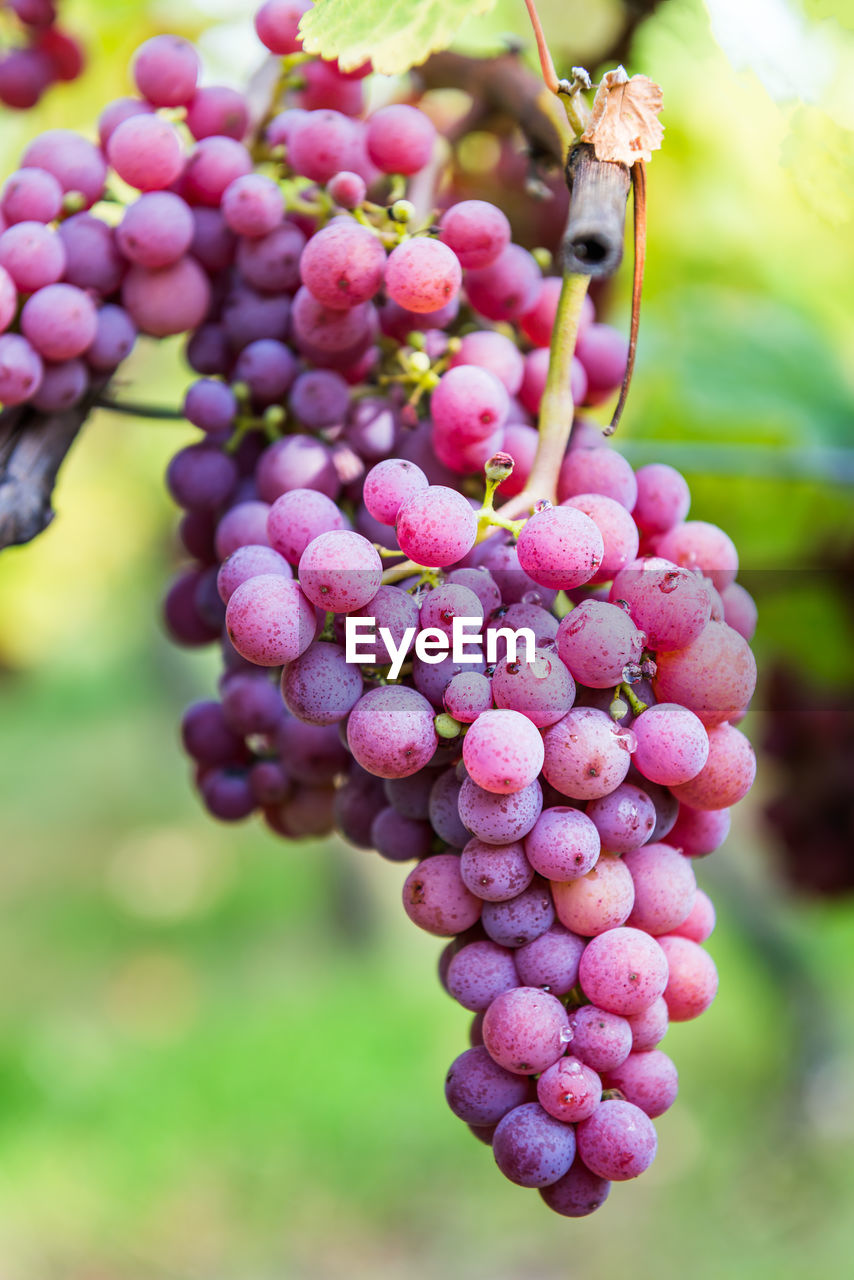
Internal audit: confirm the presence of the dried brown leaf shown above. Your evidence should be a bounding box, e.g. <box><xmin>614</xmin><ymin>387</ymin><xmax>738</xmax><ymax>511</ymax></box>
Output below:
<box><xmin>581</xmin><ymin>67</ymin><xmax>664</xmax><ymax>167</ymax></box>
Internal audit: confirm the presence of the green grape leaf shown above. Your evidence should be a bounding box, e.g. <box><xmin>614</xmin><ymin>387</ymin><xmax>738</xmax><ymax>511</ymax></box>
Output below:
<box><xmin>299</xmin><ymin>0</ymin><xmax>499</xmax><ymax>75</ymax></box>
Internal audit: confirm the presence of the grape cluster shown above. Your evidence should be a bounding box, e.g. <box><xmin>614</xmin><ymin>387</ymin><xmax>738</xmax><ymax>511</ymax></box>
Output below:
<box><xmin>0</xmin><ymin>0</ymin><xmax>83</xmax><ymax>110</ymax></box>
<box><xmin>1</xmin><ymin>0</ymin><xmax>760</xmax><ymax>1216</ymax></box>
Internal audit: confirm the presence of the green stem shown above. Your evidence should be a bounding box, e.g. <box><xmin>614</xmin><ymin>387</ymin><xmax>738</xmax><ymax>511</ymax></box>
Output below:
<box><xmin>498</xmin><ymin>270</ymin><xmax>591</xmax><ymax>519</ymax></box>
<box><xmin>620</xmin><ymin>682</ymin><xmax>649</xmax><ymax>717</ymax></box>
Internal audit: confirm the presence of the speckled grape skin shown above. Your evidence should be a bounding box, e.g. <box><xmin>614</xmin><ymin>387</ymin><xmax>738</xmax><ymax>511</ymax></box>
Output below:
<box><xmin>514</xmin><ymin>924</ymin><xmax>585</xmax><ymax>995</ymax></box>
<box><xmin>576</xmin><ymin>1099</ymin><xmax>658</xmax><ymax>1181</ymax></box>
<box><xmin>346</xmin><ymin>685</ymin><xmax>438</xmax><ymax>779</ymax></box>
<box><xmin>624</xmin><ymin>842</ymin><xmax>697</xmax><ymax>935</ymax></box>
<box><xmin>539</xmin><ymin>1157</ymin><xmax>611</xmax><ymax>1217</ymax></box>
<box><xmin>654</xmin><ymin>621</ymin><xmax>757</xmax><ymax>727</ymax></box>
<box><xmin>657</xmin><ymin>934</ymin><xmax>719</xmax><ymax>1020</ymax></box>
<box><xmin>266</xmin><ymin>487</ymin><xmax>349</xmax><ymax>565</ymax></box>
<box><xmin>396</xmin><ymin>485</ymin><xmax>479</xmax><ymax>567</ymax></box>
<box><xmin>557</xmin><ymin>445</ymin><xmax>638</xmax><ymax>510</ymax></box>
<box><xmin>671</xmin><ymin>888</ymin><xmax>716</xmax><ymax>943</ymax></box>
<box><xmin>552</xmin><ymin>854</ymin><xmax>634</xmax><ymax>937</ymax></box>
<box><xmin>481</xmin><ymin>875</ymin><xmax>555</xmax><ymax>948</ymax></box>
<box><xmin>413</xmin><ymin>651</ymin><xmax>488</xmax><ymax>709</ymax></box>
<box><xmin>281</xmin><ymin>641</ymin><xmax>363</xmax><ymax>725</ymax></box>
<box><xmin>402</xmin><ymin>854</ymin><xmax>482</xmax><ymax>936</ymax></box>
<box><xmin>563</xmin><ymin>493</ymin><xmax>640</xmax><ymax>583</ymax></box>
<box><xmin>632</xmin><ymin>463</ymin><xmax>691</xmax><ymax>536</ymax></box>
<box><xmin>385</xmin><ymin>236</ymin><xmax>462</xmax><ymax>313</ymax></box>
<box><xmin>363</xmin><ymin>458</ymin><xmax>428</xmax><ymax>526</ymax></box>
<box><xmin>431</xmin><ymin>364</ymin><xmax>510</xmax><ymax>443</ymax></box>
<box><xmin>444</xmin><ymin>1045</ymin><xmax>532</xmax><ymax>1126</ymax></box>
<box><xmin>586</xmin><ymin>783</ymin><xmax>657</xmax><ymax>854</ymax></box>
<box><xmin>347</xmin><ymin>584</ymin><xmax>420</xmax><ymax>666</ymax></box>
<box><xmin>524</xmin><ymin>806</ymin><xmax>601</xmax><ymax>881</ymax></box>
<box><xmin>498</xmin><ymin>602</ymin><xmax>560</xmax><ymax>647</ymax></box>
<box><xmin>217</xmin><ymin>544</ymin><xmax>292</xmax><ymax>603</ymax></box>
<box><xmin>298</xmin><ymin>529</ymin><xmax>382</xmax><ymax>613</ymax></box>
<box><xmin>444</xmin><ymin>672</ymin><xmax>493</xmax><ymax>722</ymax></box>
<box><xmin>556</xmin><ymin>600</ymin><xmax>644</xmax><ymax>688</ymax></box>
<box><xmin>655</xmin><ymin>519</ymin><xmax>738</xmax><ymax>591</ymax></box>
<box><xmin>632</xmin><ymin>703</ymin><xmax>710</xmax><ymax>787</ymax></box>
<box><xmin>429</xmin><ymin>768</ymin><xmax>472</xmax><ymax>848</ymax></box>
<box><xmin>542</xmin><ymin>707</ymin><xmax>633</xmax><ymax>801</ymax></box>
<box><xmin>462</xmin><ymin>709</ymin><xmax>545</xmax><ymax>795</ymax></box>
<box><xmin>670</xmin><ymin>722</ymin><xmax>756</xmax><ymax>810</ymax></box>
<box><xmin>420</xmin><ymin>582</ymin><xmax>484</xmax><ymax>640</ymax></box>
<box><xmin>370</xmin><ymin>806</ymin><xmax>433</xmax><ymax>863</ymax></box>
<box><xmin>579</xmin><ymin>927</ymin><xmax>669</xmax><ymax>1016</ymax></box>
<box><xmin>491</xmin><ymin>646</ymin><xmax>576</xmax><ymax>727</ymax></box>
<box><xmin>460</xmin><ymin>837</ymin><xmax>534</xmax><ymax>902</ymax></box>
<box><xmin>493</xmin><ymin>1101</ymin><xmax>576</xmax><ymax>1188</ymax></box>
<box><xmin>604</xmin><ymin>1049</ymin><xmax>678</xmax><ymax>1118</ymax></box>
<box><xmin>483</xmin><ymin>987</ymin><xmax>571</xmax><ymax>1074</ymax></box>
<box><xmin>446</xmin><ymin>940</ymin><xmax>520</xmax><ymax>1011</ymax></box>
<box><xmin>626</xmin><ymin>996</ymin><xmax>669</xmax><ymax>1052</ymax></box>
<box><xmin>610</xmin><ymin>560</ymin><xmax>711</xmax><ymax>652</ymax></box>
<box><xmin>446</xmin><ymin>566</ymin><xmax>502</xmax><ymax>616</ymax></box>
<box><xmin>225</xmin><ymin>574</ymin><xmax>316</xmax><ymax>666</ymax></box>
<box><xmin>567</xmin><ymin>1005</ymin><xmax>633</xmax><ymax>1072</ymax></box>
<box><xmin>538</xmin><ymin>1055</ymin><xmax>602</xmax><ymax>1123</ymax></box>
<box><xmin>458</xmin><ymin>775</ymin><xmax>543</xmax><ymax>844</ymax></box>
<box><xmin>515</xmin><ymin>505</ymin><xmax>604</xmax><ymax>590</ymax></box>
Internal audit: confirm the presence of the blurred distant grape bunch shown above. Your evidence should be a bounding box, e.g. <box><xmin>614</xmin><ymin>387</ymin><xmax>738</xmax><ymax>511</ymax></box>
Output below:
<box><xmin>0</xmin><ymin>0</ymin><xmax>760</xmax><ymax>1220</ymax></box>
<box><xmin>0</xmin><ymin>0</ymin><xmax>84</xmax><ymax>109</ymax></box>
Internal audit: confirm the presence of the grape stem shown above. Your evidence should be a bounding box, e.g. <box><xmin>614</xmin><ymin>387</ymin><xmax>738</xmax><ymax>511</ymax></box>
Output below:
<box><xmin>620</xmin><ymin>682</ymin><xmax>649</xmax><ymax>717</ymax></box>
<box><xmin>498</xmin><ymin>270</ymin><xmax>591</xmax><ymax>521</ymax></box>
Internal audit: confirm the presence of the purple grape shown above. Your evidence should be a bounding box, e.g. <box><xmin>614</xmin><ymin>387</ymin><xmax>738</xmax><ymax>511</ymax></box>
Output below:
<box><xmin>428</xmin><ymin>769</ymin><xmax>470</xmax><ymax>848</ymax></box>
<box><xmin>217</xmin><ymin>544</ymin><xmax>292</xmax><ymax>604</ymax></box>
<box><xmin>58</xmin><ymin>213</ymin><xmax>125</xmax><ymax>295</ymax></box>
<box><xmin>117</xmin><ymin>191</ymin><xmax>195</xmax><ymax>268</ymax></box>
<box><xmin>1</xmin><ymin>166</ymin><xmax>63</xmax><ymax>225</ymax></box>
<box><xmin>181</xmin><ymin>699</ymin><xmax>245</xmax><ymax>766</ymax></box>
<box><xmin>186</xmin><ymin>85</ymin><xmax>249</xmax><ymax>141</ymax></box>
<box><xmin>586</xmin><ymin>783</ymin><xmax>657</xmax><ymax>854</ymax></box>
<box><xmin>524</xmin><ymin>806</ymin><xmax>600</xmax><ymax>881</ymax></box>
<box><xmin>439</xmin><ymin>199</ymin><xmax>510</xmax><ymax>269</ymax></box>
<box><xmin>31</xmin><ymin>357</ymin><xmax>87</xmax><ymax>411</ymax></box>
<box><xmin>462</xmin><ymin>709</ymin><xmax>544</xmax><ymax>796</ymax></box>
<box><xmin>514</xmin><ymin>924</ymin><xmax>585</xmax><ymax>996</ymax></box>
<box><xmin>576</xmin><ymin>1099</ymin><xmax>657</xmax><ymax>1180</ymax></box>
<box><xmin>632</xmin><ymin>463</ymin><xmax>691</xmax><ymax>536</ymax></box>
<box><xmin>383</xmin><ymin>771</ymin><xmax>434</xmax><ymax>821</ymax></box>
<box><xmin>255</xmin><ymin>0</ymin><xmax>312</xmax><ymax>54</ymax></box>
<box><xmin>465</xmin><ymin>243</ymin><xmax>541</xmax><ymax>322</ymax></box>
<box><xmin>579</xmin><ymin>927</ymin><xmax>669</xmax><ymax>1016</ymax></box>
<box><xmin>401</xmin><ymin>854</ymin><xmax>482</xmax><ymax>936</ymax></box>
<box><xmin>566</xmin><ymin>1005</ymin><xmax>633</xmax><ymax>1072</ymax></box>
<box><xmin>458</xmin><ymin>775</ymin><xmax>543</xmax><ymax>845</ymax></box>
<box><xmin>481</xmin><ymin>875</ymin><xmax>555</xmax><ymax>948</ymax></box>
<box><xmin>446</xmin><ymin>940</ymin><xmax>519</xmax><ymax>1011</ymax></box>
<box><xmin>166</xmin><ymin>443</ymin><xmax>237</xmax><ymax>511</ymax></box>
<box><xmin>21</xmin><ymin>283</ymin><xmax>97</xmax><ymax>361</ymax></box>
<box><xmin>558</xmin><ymin>445</ymin><xmax>638</xmax><ymax>510</ymax></box>
<box><xmin>538</xmin><ymin>1055</ymin><xmax>602</xmax><ymax>1123</ymax></box>
<box><xmin>256</xmin><ymin>434</ymin><xmax>339</xmax><ymax>503</ymax></box>
<box><xmin>370</xmin><ymin>806</ymin><xmax>433</xmax><ymax>863</ymax></box>
<box><xmin>289</xmin><ymin>369</ymin><xmax>350</xmax><ymax>428</ymax></box>
<box><xmin>444</xmin><ymin>1045</ymin><xmax>532</xmax><ymax>1126</ymax></box>
<box><xmin>347</xmin><ymin>685</ymin><xmax>438</xmax><ymax>779</ymax></box>
<box><xmin>122</xmin><ymin>257</ymin><xmax>211</xmax><ymax>338</ymax></box>
<box><xmin>0</xmin><ymin>221</ymin><xmax>65</xmax><ymax>292</ymax></box>
<box><xmin>516</xmin><ymin>505</ymin><xmax>604</xmax><ymax>591</ymax></box>
<box><xmin>281</xmin><ymin>641</ymin><xmax>363</xmax><ymax>725</ymax></box>
<box><xmin>365</xmin><ymin>103</ymin><xmax>436</xmax><ymax>174</ymax></box>
<box><xmin>604</xmin><ymin>1049</ymin><xmax>678</xmax><ymax>1118</ymax></box>
<box><xmin>669</xmin><ymin>721</ymin><xmax>756</xmax><ymax>810</ymax></box>
<box><xmin>221</xmin><ymin>672</ymin><xmax>283</xmax><ymax>735</ymax></box>
<box><xmin>86</xmin><ymin>305</ymin><xmax>137</xmax><ymax>372</ymax></box>
<box><xmin>215</xmin><ymin>501</ymin><xmax>272</xmax><ymax>558</ymax></box>
<box><xmin>539</xmin><ymin>1156</ymin><xmax>611</xmax><ymax>1217</ymax></box>
<box><xmin>493</xmin><ymin>1102</ymin><xmax>576</xmax><ymax>1188</ymax></box>
<box><xmin>23</xmin><ymin>130</ymin><xmax>106</xmax><ymax>208</ymax></box>
<box><xmin>0</xmin><ymin>332</ymin><xmax>44</xmax><ymax>404</ymax></box>
<box><xmin>133</xmin><ymin>34</ymin><xmax>199</xmax><ymax>107</ymax></box>
<box><xmin>200</xmin><ymin>767</ymin><xmax>256</xmax><ymax>821</ymax></box>
<box><xmin>396</xmin><ymin>485</ymin><xmax>478</xmax><ymax>568</ymax></box>
<box><xmin>625</xmin><ymin>996</ymin><xmax>669</xmax><ymax>1052</ymax></box>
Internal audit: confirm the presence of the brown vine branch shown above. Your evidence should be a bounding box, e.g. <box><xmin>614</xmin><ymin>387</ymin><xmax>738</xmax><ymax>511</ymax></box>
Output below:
<box><xmin>605</xmin><ymin>158</ymin><xmax>647</xmax><ymax>435</ymax></box>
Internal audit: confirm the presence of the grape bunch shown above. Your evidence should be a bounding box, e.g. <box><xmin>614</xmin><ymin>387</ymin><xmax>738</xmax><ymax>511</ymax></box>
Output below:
<box><xmin>0</xmin><ymin>0</ymin><xmax>83</xmax><ymax>110</ymax></box>
<box><xmin>0</xmin><ymin>0</ymin><xmax>760</xmax><ymax>1218</ymax></box>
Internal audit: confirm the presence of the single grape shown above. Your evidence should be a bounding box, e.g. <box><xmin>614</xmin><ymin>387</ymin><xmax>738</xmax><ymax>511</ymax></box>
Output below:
<box><xmin>385</xmin><ymin>237</ymin><xmax>462</xmax><ymax>314</ymax></box>
<box><xmin>579</xmin><ymin>927</ymin><xmax>669</xmax><ymax>1016</ymax></box>
<box><xmin>462</xmin><ymin>709</ymin><xmax>544</xmax><ymax>795</ymax></box>
<box><xmin>552</xmin><ymin>854</ymin><xmax>635</xmax><ymax>937</ymax></box>
<box><xmin>492</xmin><ymin>1102</ymin><xmax>576</xmax><ymax>1188</ymax></box>
<box><xmin>21</xmin><ymin>282</ymin><xmax>97</xmax><ymax>361</ymax></box>
<box><xmin>657</xmin><ymin>934</ymin><xmax>719</xmax><ymax>1021</ymax></box>
<box><xmin>542</xmin><ymin>707</ymin><xmax>632</xmax><ymax>801</ymax></box>
<box><xmin>216</xmin><ymin>544</ymin><xmax>292</xmax><ymax>604</ymax></box>
<box><xmin>186</xmin><ymin>85</ymin><xmax>249</xmax><ymax>141</ymax></box>
<box><xmin>481</xmin><ymin>875</ymin><xmax>555</xmax><ymax>948</ymax></box>
<box><xmin>107</xmin><ymin>114</ymin><xmax>184</xmax><ymax>191</ymax></box>
<box><xmin>446</xmin><ymin>940</ymin><xmax>519</xmax><ymax>1012</ymax></box>
<box><xmin>482</xmin><ymin>986</ymin><xmax>570</xmax><ymax>1075</ymax></box>
<box><xmin>556</xmin><ymin>599</ymin><xmax>644</xmax><ymax>689</ymax></box>
<box><xmin>539</xmin><ymin>1156</ymin><xmax>611</xmax><ymax>1217</ymax></box>
<box><xmin>347</xmin><ymin>685</ymin><xmax>438</xmax><ymax>779</ymax></box>
<box><xmin>402</xmin><ymin>853</ymin><xmax>482</xmax><ymax>936</ymax></box>
<box><xmin>396</xmin><ymin>485</ymin><xmax>478</xmax><ymax>568</ymax></box>
<box><xmin>668</xmin><ymin>803</ymin><xmax>731</xmax><ymax>857</ymax></box>
<box><xmin>516</xmin><ymin>506</ymin><xmax>604</xmax><ymax>591</ymax></box>
<box><xmin>225</xmin><ymin>574</ymin><xmax>316</xmax><ymax>665</ymax></box>
<box><xmin>632</xmin><ymin>463</ymin><xmax>691</xmax><ymax>536</ymax></box>
<box><xmin>465</xmin><ymin>243</ymin><xmax>541</xmax><ymax>322</ymax></box>
<box><xmin>632</xmin><ymin>703</ymin><xmax>710</xmax><ymax>787</ymax></box>
<box><xmin>575</xmin><ymin>1098</ymin><xmax>657</xmax><ymax>1180</ymax></box>
<box><xmin>567</xmin><ymin>1005</ymin><xmax>633</xmax><ymax>1072</ymax></box>
<box><xmin>558</xmin><ymin>446</ymin><xmax>638</xmax><ymax>511</ymax></box>
<box><xmin>282</xmin><ymin>641</ymin><xmax>363</xmax><ymax>725</ymax></box>
<box><xmin>623</xmin><ymin>841</ymin><xmax>697</xmax><ymax>935</ymax></box>
<box><xmin>458</xmin><ymin>776</ymin><xmax>544</xmax><ymax>845</ymax></box>
<box><xmin>653</xmin><ymin>621</ymin><xmax>757</xmax><ymax>727</ymax></box>
<box><xmin>444</xmin><ymin>1045</ymin><xmax>532</xmax><ymax>1126</ymax></box>
<box><xmin>538</xmin><ymin>1055</ymin><xmax>602</xmax><ymax>1123</ymax></box>
<box><xmin>221</xmin><ymin>173</ymin><xmax>284</xmax><ymax>238</ymax></box>
<box><xmin>514</xmin><ymin>924</ymin><xmax>585</xmax><ymax>996</ymax></box>
<box><xmin>133</xmin><ymin>34</ymin><xmax>200</xmax><ymax>107</ymax></box>
<box><xmin>625</xmin><ymin>996</ymin><xmax>669</xmax><ymax>1052</ymax></box>
<box><xmin>300</xmin><ymin>219</ymin><xmax>386</xmax><ymax>309</ymax></box>
<box><xmin>459</xmin><ymin>837</ymin><xmax>534</xmax><ymax>903</ymax></box>
<box><xmin>524</xmin><ymin>807</ymin><xmax>600</xmax><ymax>881</ymax></box>
<box><xmin>365</xmin><ymin>104</ymin><xmax>436</xmax><ymax>175</ymax></box>
<box><xmin>122</xmin><ymin>257</ymin><xmax>211</xmax><ymax>337</ymax></box>
<box><xmin>370</xmin><ymin>805</ymin><xmax>433</xmax><ymax>863</ymax></box>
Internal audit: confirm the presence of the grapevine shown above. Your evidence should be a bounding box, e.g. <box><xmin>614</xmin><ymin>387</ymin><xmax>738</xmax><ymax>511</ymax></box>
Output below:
<box><xmin>0</xmin><ymin>0</ymin><xmax>759</xmax><ymax>1219</ymax></box>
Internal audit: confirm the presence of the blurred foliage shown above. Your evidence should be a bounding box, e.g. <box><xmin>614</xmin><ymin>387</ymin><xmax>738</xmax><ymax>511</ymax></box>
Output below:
<box><xmin>0</xmin><ymin>0</ymin><xmax>852</xmax><ymax>1276</ymax></box>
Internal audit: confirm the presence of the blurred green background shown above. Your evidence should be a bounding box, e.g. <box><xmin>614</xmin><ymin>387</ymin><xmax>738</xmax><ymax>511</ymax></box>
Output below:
<box><xmin>1</xmin><ymin>0</ymin><xmax>853</xmax><ymax>1276</ymax></box>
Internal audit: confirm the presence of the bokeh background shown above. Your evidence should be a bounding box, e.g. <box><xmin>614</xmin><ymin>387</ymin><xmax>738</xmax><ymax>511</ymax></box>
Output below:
<box><xmin>1</xmin><ymin>0</ymin><xmax>853</xmax><ymax>1276</ymax></box>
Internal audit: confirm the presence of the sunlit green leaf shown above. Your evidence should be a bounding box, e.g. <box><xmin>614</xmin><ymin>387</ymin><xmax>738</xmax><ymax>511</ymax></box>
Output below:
<box><xmin>299</xmin><ymin>0</ymin><xmax>499</xmax><ymax>74</ymax></box>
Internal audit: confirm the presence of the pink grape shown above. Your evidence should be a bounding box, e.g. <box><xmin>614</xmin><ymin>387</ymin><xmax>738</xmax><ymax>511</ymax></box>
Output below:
<box><xmin>444</xmin><ymin>1045</ymin><xmax>532</xmax><ymax>1127</ymax></box>
<box><xmin>439</xmin><ymin>200</ymin><xmax>510</xmax><ymax>269</ymax></box>
<box><xmin>552</xmin><ymin>854</ymin><xmax>635</xmax><ymax>937</ymax></box>
<box><xmin>236</xmin><ymin>222</ymin><xmax>305</xmax><ymax>293</ymax></box>
<box><xmin>578</xmin><ymin>926</ymin><xmax>669</xmax><ymax>1015</ymax></box>
<box><xmin>107</xmin><ymin>115</ymin><xmax>184</xmax><ymax>191</ymax></box>
<box><xmin>186</xmin><ymin>86</ymin><xmax>249</xmax><ymax>141</ymax></box>
<box><xmin>300</xmin><ymin>219</ymin><xmax>386</xmax><ymax>308</ymax></box>
<box><xmin>516</xmin><ymin>505</ymin><xmax>604</xmax><ymax>591</ymax></box>
<box><xmin>221</xmin><ymin>173</ymin><xmax>284</xmax><ymax>238</ymax></box>
<box><xmin>632</xmin><ymin>703</ymin><xmax>710</xmax><ymax>787</ymax></box>
<box><xmin>519</xmin><ymin>346</ymin><xmax>588</xmax><ymax>416</ymax></box>
<box><xmin>216</xmin><ymin>544</ymin><xmax>292</xmax><ymax>604</ymax></box>
<box><xmin>21</xmin><ymin>283</ymin><xmax>97</xmax><ymax>360</ymax></box>
<box><xmin>215</xmin><ymin>501</ymin><xmax>271</xmax><ymax>558</ymax></box>
<box><xmin>521</xmin><ymin>280</ymin><xmax>594</xmax><ymax>349</ymax></box>
<box><xmin>537</xmin><ymin>1055</ymin><xmax>602</xmax><ymax>1123</ymax></box>
<box><xmin>610</xmin><ymin>559</ymin><xmax>712</xmax><ymax>652</ymax></box>
<box><xmin>183</xmin><ymin>136</ymin><xmax>253</xmax><ymax>206</ymax></box>
<box><xmin>133</xmin><ymin>34</ymin><xmax>199</xmax><ymax>107</ymax></box>
<box><xmin>287</xmin><ymin>110</ymin><xmax>360</xmax><ymax>184</ymax></box>
<box><xmin>669</xmin><ymin>722</ymin><xmax>756</xmax><ymax>810</ymax></box>
<box><xmin>267</xmin><ymin>488</ymin><xmax>348</xmax><ymax>564</ymax></box>
<box><xmin>1</xmin><ymin>166</ymin><xmax>63</xmax><ymax>225</ymax></box>
<box><xmin>654</xmin><ymin>621</ymin><xmax>757</xmax><ymax>727</ymax></box>
<box><xmin>465</xmin><ymin>243</ymin><xmax>541</xmax><ymax>322</ymax></box>
<box><xmin>459</xmin><ymin>837</ymin><xmax>534</xmax><ymax>903</ymax></box>
<box><xmin>604</xmin><ymin>1049</ymin><xmax>679</xmax><ymax>1118</ymax></box>
<box><xmin>668</xmin><ymin>803</ymin><xmax>731</xmax><ymax>857</ymax></box>
<box><xmin>365</xmin><ymin>103</ymin><xmax>436</xmax><ymax>174</ymax></box>
<box><xmin>444</xmin><ymin>672</ymin><xmax>493</xmax><ymax>723</ymax></box>
<box><xmin>0</xmin><ymin>266</ymin><xmax>18</xmax><ymax>333</ymax></box>
<box><xmin>22</xmin><ymin>130</ymin><xmax>106</xmax><ymax>208</ymax></box>
<box><xmin>586</xmin><ymin>783</ymin><xmax>657</xmax><ymax>854</ymax></box>
<box><xmin>431</xmin><ymin>364</ymin><xmax>510</xmax><ymax>443</ymax></box>
<box><xmin>446</xmin><ymin>940</ymin><xmax>519</xmax><ymax>1012</ymax></box>
<box><xmin>558</xmin><ymin>446</ymin><xmax>638</xmax><ymax>511</ymax></box>
<box><xmin>255</xmin><ymin>0</ymin><xmax>311</xmax><ymax>53</ymax></box>
<box><xmin>625</xmin><ymin>996</ymin><xmax>669</xmax><ymax>1052</ymax></box>
<box><xmin>655</xmin><ymin>520</ymin><xmax>739</xmax><ymax>591</ymax></box>
<box><xmin>257</xmin><ymin>434</ymin><xmax>338</xmax><ymax>503</ymax></box>
<box><xmin>566</xmin><ymin>1005</ymin><xmax>633</xmax><ymax>1072</ymax></box>
<box><xmin>282</xmin><ymin>641</ymin><xmax>363</xmax><ymax>725</ymax></box>
<box><xmin>298</xmin><ymin>529</ymin><xmax>382</xmax><ymax>612</ymax></box>
<box><xmin>624</xmin><ymin>841</ymin><xmax>697</xmax><ymax>935</ymax></box>
<box><xmin>458</xmin><ymin>776</ymin><xmax>543</xmax><ymax>845</ymax></box>
<box><xmin>492</xmin><ymin>1102</ymin><xmax>576</xmax><ymax>1188</ymax></box>
<box><xmin>539</xmin><ymin>1157</ymin><xmax>611</xmax><ymax>1217</ymax></box>
<box><xmin>347</xmin><ymin>685</ymin><xmax>438</xmax><ymax>779</ymax></box>
<box><xmin>482</xmin><ymin>986</ymin><xmax>570</xmax><ymax>1075</ymax></box>
<box><xmin>420</xmin><ymin>582</ymin><xmax>484</xmax><ymax>638</ymax></box>
<box><xmin>396</xmin><ymin>485</ymin><xmax>478</xmax><ymax>567</ymax></box>
<box><xmin>491</xmin><ymin>648</ymin><xmax>575</xmax><ymax>729</ymax></box>
<box><xmin>524</xmin><ymin>807</ymin><xmax>600</xmax><ymax>881</ymax></box>
<box><xmin>385</xmin><ymin>237</ymin><xmax>461</xmax><ymax>314</ymax></box>
<box><xmin>0</xmin><ymin>221</ymin><xmax>65</xmax><ymax>291</ymax></box>
<box><xmin>542</xmin><ymin>707</ymin><xmax>632</xmax><ymax>801</ymax></box>
<box><xmin>122</xmin><ymin>256</ymin><xmax>211</xmax><ymax>337</ymax></box>
<box><xmin>576</xmin><ymin>1099</ymin><xmax>657</xmax><ymax>1180</ymax></box>
<box><xmin>462</xmin><ymin>709</ymin><xmax>545</xmax><ymax>795</ymax></box>
<box><xmin>632</xmin><ymin>463</ymin><xmax>691</xmax><ymax>535</ymax></box>
<box><xmin>556</xmin><ymin>599</ymin><xmax>644</xmax><ymax>688</ymax></box>
<box><xmin>117</xmin><ymin>191</ymin><xmax>194</xmax><ymax>268</ymax></box>
<box><xmin>402</xmin><ymin>853</ymin><xmax>482</xmax><ymax>936</ymax></box>
<box><xmin>563</xmin><ymin>492</ymin><xmax>639</xmax><ymax>583</ymax></box>
<box><xmin>225</xmin><ymin>574</ymin><xmax>315</xmax><ymax>666</ymax></box>
<box><xmin>657</xmin><ymin>934</ymin><xmax>719</xmax><ymax>1021</ymax></box>
<box><xmin>449</xmin><ymin>330</ymin><xmax>524</xmax><ymax>396</ymax></box>
<box><xmin>514</xmin><ymin>924</ymin><xmax>585</xmax><ymax>996</ymax></box>
<box><xmin>721</xmin><ymin>582</ymin><xmax>758</xmax><ymax>641</ymax></box>
<box><xmin>671</xmin><ymin>888</ymin><xmax>716</xmax><ymax>943</ymax></box>
<box><xmin>31</xmin><ymin>357</ymin><xmax>87</xmax><ymax>411</ymax></box>
<box><xmin>575</xmin><ymin>324</ymin><xmax>629</xmax><ymax>401</ymax></box>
